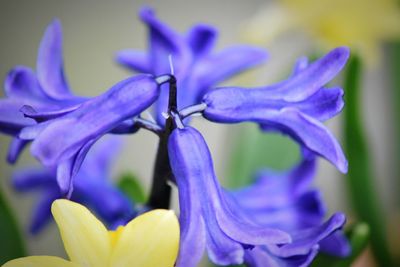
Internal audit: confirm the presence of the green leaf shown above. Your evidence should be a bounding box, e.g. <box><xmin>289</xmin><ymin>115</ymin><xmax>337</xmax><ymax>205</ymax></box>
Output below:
<box><xmin>226</xmin><ymin>123</ymin><xmax>299</xmax><ymax>189</ymax></box>
<box><xmin>343</xmin><ymin>54</ymin><xmax>393</xmax><ymax>266</ymax></box>
<box><xmin>0</xmin><ymin>187</ymin><xmax>26</xmax><ymax>265</ymax></box>
<box><xmin>311</xmin><ymin>223</ymin><xmax>370</xmax><ymax>267</ymax></box>
<box><xmin>117</xmin><ymin>172</ymin><xmax>147</xmax><ymax>204</ymax></box>
<box><xmin>388</xmin><ymin>41</ymin><xmax>400</xmax><ymax>208</ymax></box>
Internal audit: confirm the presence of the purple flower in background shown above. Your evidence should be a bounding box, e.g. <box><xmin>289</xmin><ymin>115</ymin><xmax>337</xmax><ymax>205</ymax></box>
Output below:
<box><xmin>116</xmin><ymin>6</ymin><xmax>267</xmax><ymax>124</ymax></box>
<box><xmin>0</xmin><ymin>19</ymin><xmax>86</xmax><ymax>163</ymax></box>
<box><xmin>202</xmin><ymin>47</ymin><xmax>349</xmax><ymax>173</ymax></box>
<box><xmin>12</xmin><ymin>136</ymin><xmax>135</xmax><ymax>234</ymax></box>
<box><xmin>231</xmin><ymin>149</ymin><xmax>350</xmax><ymax>266</ymax></box>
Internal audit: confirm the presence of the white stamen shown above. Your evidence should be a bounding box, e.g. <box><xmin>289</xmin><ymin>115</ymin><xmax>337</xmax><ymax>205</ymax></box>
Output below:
<box><xmin>168</xmin><ymin>54</ymin><xmax>175</xmax><ymax>75</ymax></box>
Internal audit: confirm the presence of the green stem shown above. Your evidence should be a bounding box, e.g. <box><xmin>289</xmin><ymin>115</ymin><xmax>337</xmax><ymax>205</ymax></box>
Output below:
<box><xmin>343</xmin><ymin>54</ymin><xmax>393</xmax><ymax>266</ymax></box>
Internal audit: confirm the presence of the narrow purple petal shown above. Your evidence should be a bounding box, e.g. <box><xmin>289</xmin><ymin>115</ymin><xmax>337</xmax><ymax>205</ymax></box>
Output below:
<box><xmin>0</xmin><ymin>99</ymin><xmax>36</xmax><ymax>135</ymax></box>
<box><xmin>115</xmin><ymin>49</ymin><xmax>151</xmax><ymax>73</ymax></box>
<box><xmin>30</xmin><ymin>74</ymin><xmax>159</xmax><ymax>166</ymax></box>
<box><xmin>37</xmin><ymin>19</ymin><xmax>72</xmax><ymax>99</ymax></box>
<box><xmin>139</xmin><ymin>6</ymin><xmax>191</xmax><ymax>77</ymax></box>
<box><xmin>262</xmin><ymin>47</ymin><xmax>350</xmax><ymax>102</ymax></box>
<box><xmin>56</xmin><ymin>158</ymin><xmax>74</xmax><ymax>197</ymax></box>
<box><xmin>194</xmin><ymin>45</ymin><xmax>268</xmax><ymax>92</ymax></box>
<box><xmin>7</xmin><ymin>137</ymin><xmax>29</xmax><ymax>164</ymax></box>
<box><xmin>271</xmin><ymin>213</ymin><xmax>346</xmax><ymax>257</ymax></box>
<box><xmin>186</xmin><ymin>24</ymin><xmax>218</xmax><ymax>57</ymax></box>
<box><xmin>4</xmin><ymin>66</ymin><xmax>46</xmax><ymax>100</ymax></box>
<box><xmin>20</xmin><ymin>104</ymin><xmax>80</xmax><ymax>122</ymax></box>
<box><xmin>12</xmin><ymin>168</ymin><xmax>54</xmax><ymax>191</ymax></box>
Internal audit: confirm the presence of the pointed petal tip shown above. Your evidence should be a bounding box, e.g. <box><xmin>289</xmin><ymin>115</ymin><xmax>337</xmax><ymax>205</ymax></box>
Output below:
<box><xmin>139</xmin><ymin>6</ymin><xmax>155</xmax><ymax>22</ymax></box>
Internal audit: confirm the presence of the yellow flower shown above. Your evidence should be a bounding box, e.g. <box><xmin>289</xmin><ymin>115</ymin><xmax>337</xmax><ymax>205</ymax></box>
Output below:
<box><xmin>243</xmin><ymin>0</ymin><xmax>400</xmax><ymax>63</ymax></box>
<box><xmin>3</xmin><ymin>199</ymin><xmax>180</xmax><ymax>267</ymax></box>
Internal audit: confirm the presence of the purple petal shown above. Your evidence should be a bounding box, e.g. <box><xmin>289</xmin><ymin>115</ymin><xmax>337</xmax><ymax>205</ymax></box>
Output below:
<box><xmin>115</xmin><ymin>50</ymin><xmax>151</xmax><ymax>73</ymax></box>
<box><xmin>12</xmin><ymin>168</ymin><xmax>54</xmax><ymax>191</ymax></box>
<box><xmin>244</xmin><ymin>245</ymin><xmax>319</xmax><ymax>267</ymax></box>
<box><xmin>260</xmin><ymin>109</ymin><xmax>347</xmax><ymax>173</ymax></box>
<box><xmin>186</xmin><ymin>24</ymin><xmax>218</xmax><ymax>57</ymax></box>
<box><xmin>29</xmin><ymin>190</ymin><xmax>60</xmax><ymax>234</ymax></box>
<box><xmin>30</xmin><ymin>74</ymin><xmax>159</xmax><ymax>166</ymax></box>
<box><xmin>4</xmin><ymin>66</ymin><xmax>46</xmax><ymax>100</ymax></box>
<box><xmin>0</xmin><ymin>99</ymin><xmax>36</xmax><ymax>135</ymax></box>
<box><xmin>194</xmin><ymin>45</ymin><xmax>268</xmax><ymax>92</ymax></box>
<box><xmin>203</xmin><ymin>101</ymin><xmax>347</xmax><ymax>173</ymax></box>
<box><xmin>319</xmin><ymin>231</ymin><xmax>351</xmax><ymax>257</ymax></box>
<box><xmin>293</xmin><ymin>87</ymin><xmax>344</xmax><ymax>121</ymax></box>
<box><xmin>271</xmin><ymin>213</ymin><xmax>346</xmax><ymax>257</ymax></box>
<box><xmin>73</xmin><ymin>179</ymin><xmax>134</xmax><ymax>225</ymax></box>
<box><xmin>174</xmin><ymin>171</ymin><xmax>206</xmax><ymax>267</ymax></box>
<box><xmin>37</xmin><ymin>19</ymin><xmax>72</xmax><ymax>99</ymax></box>
<box><xmin>168</xmin><ymin>127</ymin><xmax>291</xmax><ymax>246</ymax></box>
<box><xmin>20</xmin><ymin>104</ymin><xmax>80</xmax><ymax>122</ymax></box>
<box><xmin>56</xmin><ymin>158</ymin><xmax>74</xmax><ymax>197</ymax></box>
<box><xmin>7</xmin><ymin>137</ymin><xmax>29</xmax><ymax>164</ymax></box>
<box><xmin>140</xmin><ymin>6</ymin><xmax>191</xmax><ymax>77</ymax></box>
<box><xmin>260</xmin><ymin>47</ymin><xmax>350</xmax><ymax>102</ymax></box>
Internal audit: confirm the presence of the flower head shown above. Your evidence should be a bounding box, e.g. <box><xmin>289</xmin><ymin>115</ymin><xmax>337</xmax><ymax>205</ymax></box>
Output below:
<box><xmin>117</xmin><ymin>6</ymin><xmax>267</xmax><ymax>124</ymax></box>
<box><xmin>3</xmin><ymin>199</ymin><xmax>180</xmax><ymax>267</ymax></box>
<box><xmin>202</xmin><ymin>47</ymin><xmax>349</xmax><ymax>173</ymax></box>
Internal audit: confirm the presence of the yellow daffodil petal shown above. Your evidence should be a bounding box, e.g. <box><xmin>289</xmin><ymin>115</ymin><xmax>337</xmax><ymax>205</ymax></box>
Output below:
<box><xmin>51</xmin><ymin>199</ymin><xmax>111</xmax><ymax>267</ymax></box>
<box><xmin>110</xmin><ymin>209</ymin><xmax>180</xmax><ymax>267</ymax></box>
<box><xmin>2</xmin><ymin>256</ymin><xmax>79</xmax><ymax>267</ymax></box>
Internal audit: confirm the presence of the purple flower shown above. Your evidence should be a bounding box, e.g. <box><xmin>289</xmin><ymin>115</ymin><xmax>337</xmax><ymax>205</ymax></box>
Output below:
<box><xmin>116</xmin><ymin>6</ymin><xmax>267</xmax><ymax>124</ymax></box>
<box><xmin>168</xmin><ymin>126</ymin><xmax>292</xmax><ymax>266</ymax></box>
<box><xmin>0</xmin><ymin>19</ymin><xmax>86</xmax><ymax>163</ymax></box>
<box><xmin>231</xmin><ymin>150</ymin><xmax>350</xmax><ymax>266</ymax></box>
<box><xmin>202</xmin><ymin>47</ymin><xmax>350</xmax><ymax>173</ymax></box>
<box><xmin>12</xmin><ymin>136</ymin><xmax>134</xmax><ymax>234</ymax></box>
<box><xmin>0</xmin><ymin>19</ymin><xmax>162</xmax><ymax>196</ymax></box>
<box><xmin>18</xmin><ymin>74</ymin><xmax>159</xmax><ymax>196</ymax></box>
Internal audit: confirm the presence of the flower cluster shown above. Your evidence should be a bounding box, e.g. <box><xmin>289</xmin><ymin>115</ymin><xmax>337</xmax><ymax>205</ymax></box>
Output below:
<box><xmin>1</xmin><ymin>6</ymin><xmax>350</xmax><ymax>267</ymax></box>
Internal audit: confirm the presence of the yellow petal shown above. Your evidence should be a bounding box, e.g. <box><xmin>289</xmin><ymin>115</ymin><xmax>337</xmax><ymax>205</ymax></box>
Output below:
<box><xmin>2</xmin><ymin>256</ymin><xmax>79</xmax><ymax>267</ymax></box>
<box><xmin>51</xmin><ymin>199</ymin><xmax>111</xmax><ymax>267</ymax></box>
<box><xmin>110</xmin><ymin>209</ymin><xmax>180</xmax><ymax>267</ymax></box>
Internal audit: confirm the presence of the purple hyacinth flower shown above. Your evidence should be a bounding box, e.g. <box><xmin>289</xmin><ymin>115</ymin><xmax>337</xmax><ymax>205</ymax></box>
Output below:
<box><xmin>168</xmin><ymin>126</ymin><xmax>291</xmax><ymax>266</ymax></box>
<box><xmin>18</xmin><ymin>74</ymin><xmax>159</xmax><ymax>196</ymax></box>
<box><xmin>230</xmin><ymin>150</ymin><xmax>350</xmax><ymax>266</ymax></box>
<box><xmin>202</xmin><ymin>47</ymin><xmax>350</xmax><ymax>173</ymax></box>
<box><xmin>12</xmin><ymin>136</ymin><xmax>134</xmax><ymax>234</ymax></box>
<box><xmin>0</xmin><ymin>19</ymin><xmax>86</xmax><ymax>163</ymax></box>
<box><xmin>116</xmin><ymin>6</ymin><xmax>267</xmax><ymax>124</ymax></box>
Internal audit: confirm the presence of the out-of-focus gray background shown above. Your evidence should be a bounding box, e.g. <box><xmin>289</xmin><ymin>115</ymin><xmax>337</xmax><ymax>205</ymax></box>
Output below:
<box><xmin>0</xmin><ymin>0</ymin><xmax>396</xmax><ymax>263</ymax></box>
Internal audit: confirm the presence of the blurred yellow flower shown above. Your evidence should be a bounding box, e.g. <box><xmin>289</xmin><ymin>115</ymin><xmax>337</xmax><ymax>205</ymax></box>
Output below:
<box><xmin>2</xmin><ymin>199</ymin><xmax>180</xmax><ymax>267</ymax></box>
<box><xmin>243</xmin><ymin>0</ymin><xmax>400</xmax><ymax>63</ymax></box>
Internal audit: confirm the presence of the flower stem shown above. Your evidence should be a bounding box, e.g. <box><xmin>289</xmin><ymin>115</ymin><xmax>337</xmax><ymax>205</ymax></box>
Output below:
<box><xmin>147</xmin><ymin>75</ymin><xmax>177</xmax><ymax>209</ymax></box>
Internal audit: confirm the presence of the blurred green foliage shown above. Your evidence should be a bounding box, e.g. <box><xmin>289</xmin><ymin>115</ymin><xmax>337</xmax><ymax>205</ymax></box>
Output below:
<box><xmin>343</xmin><ymin>54</ymin><xmax>393</xmax><ymax>266</ymax></box>
<box><xmin>0</xmin><ymin>188</ymin><xmax>26</xmax><ymax>265</ymax></box>
<box><xmin>226</xmin><ymin>123</ymin><xmax>299</xmax><ymax>189</ymax></box>
<box><xmin>117</xmin><ymin>172</ymin><xmax>147</xmax><ymax>204</ymax></box>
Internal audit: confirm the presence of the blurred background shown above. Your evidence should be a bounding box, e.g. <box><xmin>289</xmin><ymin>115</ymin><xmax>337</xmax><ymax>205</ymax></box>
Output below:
<box><xmin>0</xmin><ymin>0</ymin><xmax>399</xmax><ymax>266</ymax></box>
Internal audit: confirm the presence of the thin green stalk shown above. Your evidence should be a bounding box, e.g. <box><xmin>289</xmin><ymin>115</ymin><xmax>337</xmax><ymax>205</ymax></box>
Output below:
<box><xmin>343</xmin><ymin>54</ymin><xmax>393</xmax><ymax>266</ymax></box>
